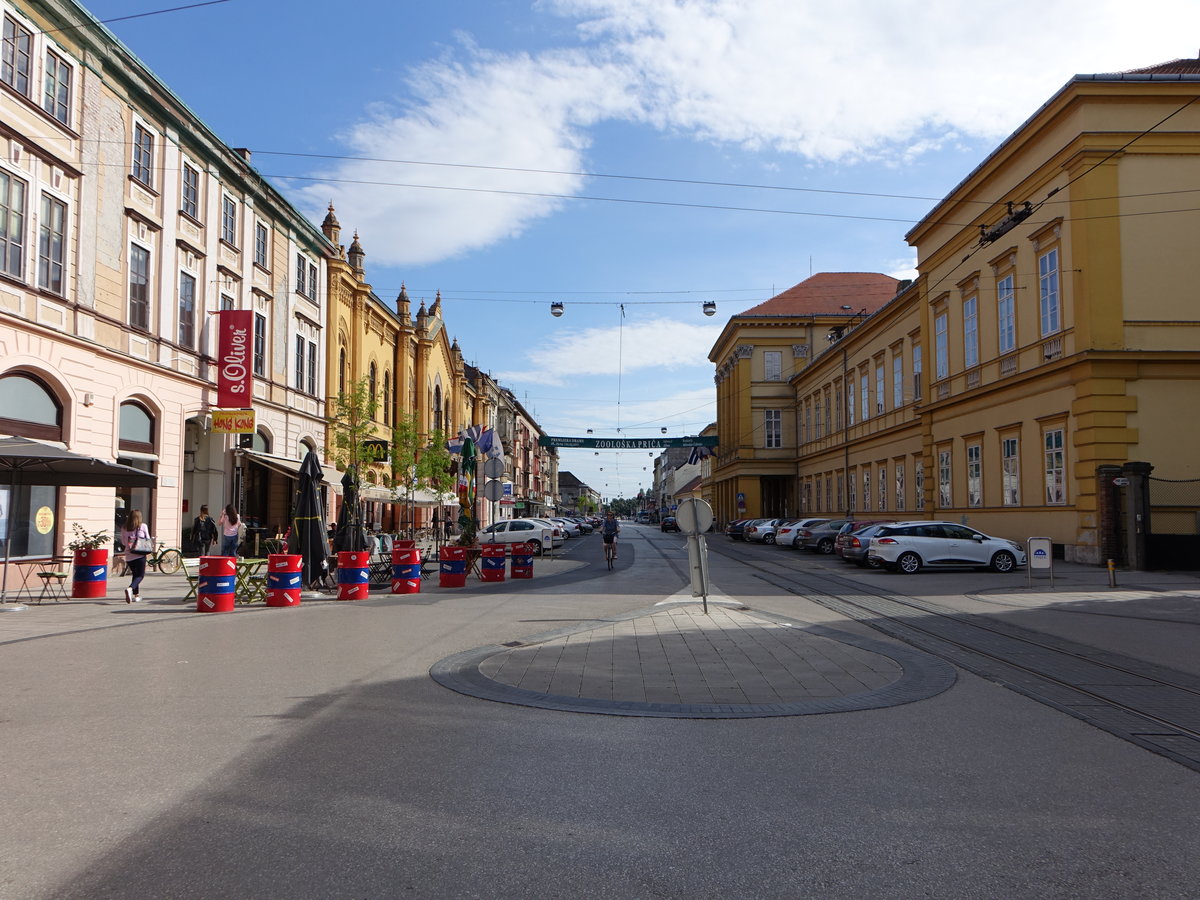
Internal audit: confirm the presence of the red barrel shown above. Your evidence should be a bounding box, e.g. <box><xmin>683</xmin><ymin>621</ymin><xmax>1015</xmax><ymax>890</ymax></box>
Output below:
<box><xmin>197</xmin><ymin>556</ymin><xmax>236</xmax><ymax>613</ymax></box>
<box><xmin>337</xmin><ymin>550</ymin><xmax>371</xmax><ymax>600</ymax></box>
<box><xmin>71</xmin><ymin>548</ymin><xmax>109</xmax><ymax>598</ymax></box>
<box><xmin>511</xmin><ymin>541</ymin><xmax>535</xmax><ymax>579</ymax></box>
<box><xmin>439</xmin><ymin>545</ymin><xmax>468</xmax><ymax>588</ymax></box>
<box><xmin>480</xmin><ymin>543</ymin><xmax>506</xmax><ymax>582</ymax></box>
<box><xmin>391</xmin><ymin>546</ymin><xmax>422</xmax><ymax>594</ymax></box>
<box><xmin>266</xmin><ymin>553</ymin><xmax>303</xmax><ymax>607</ymax></box>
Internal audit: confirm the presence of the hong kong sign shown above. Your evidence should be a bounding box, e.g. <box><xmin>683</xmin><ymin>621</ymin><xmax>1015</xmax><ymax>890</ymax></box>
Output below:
<box><xmin>537</xmin><ymin>435</ymin><xmax>718</xmax><ymax>449</ymax></box>
<box><xmin>212</xmin><ymin>409</ymin><xmax>256</xmax><ymax>434</ymax></box>
<box><xmin>216</xmin><ymin>309</ymin><xmax>253</xmax><ymax>408</ymax></box>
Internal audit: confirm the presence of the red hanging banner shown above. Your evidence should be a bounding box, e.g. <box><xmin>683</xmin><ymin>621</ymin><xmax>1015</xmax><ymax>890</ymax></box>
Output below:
<box><xmin>216</xmin><ymin>309</ymin><xmax>253</xmax><ymax>409</ymax></box>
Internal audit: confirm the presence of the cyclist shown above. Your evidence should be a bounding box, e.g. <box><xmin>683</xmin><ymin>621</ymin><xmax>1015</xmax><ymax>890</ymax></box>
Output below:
<box><xmin>602</xmin><ymin>511</ymin><xmax>620</xmax><ymax>559</ymax></box>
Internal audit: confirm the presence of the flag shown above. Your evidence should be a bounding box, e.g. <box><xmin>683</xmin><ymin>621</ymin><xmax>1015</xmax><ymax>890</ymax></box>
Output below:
<box><xmin>686</xmin><ymin>445</ymin><xmax>712</xmax><ymax>466</ymax></box>
<box><xmin>461</xmin><ymin>425</ymin><xmax>483</xmax><ymax>443</ymax></box>
<box><xmin>447</xmin><ymin>436</ymin><xmax>464</xmax><ymax>455</ymax></box>
<box><xmin>476</xmin><ymin>428</ymin><xmax>494</xmax><ymax>456</ymax></box>
<box><xmin>485</xmin><ymin>432</ymin><xmax>504</xmax><ymax>460</ymax></box>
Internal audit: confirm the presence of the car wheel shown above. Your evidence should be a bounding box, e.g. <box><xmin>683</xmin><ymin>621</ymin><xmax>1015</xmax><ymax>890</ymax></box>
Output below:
<box><xmin>991</xmin><ymin>550</ymin><xmax>1016</xmax><ymax>573</ymax></box>
<box><xmin>530</xmin><ymin>540</ymin><xmax>544</xmax><ymax>556</ymax></box>
<box><xmin>897</xmin><ymin>552</ymin><xmax>922</xmax><ymax>574</ymax></box>
<box><xmin>866</xmin><ymin>556</ymin><xmax>883</xmax><ymax>570</ymax></box>
<box><xmin>817</xmin><ymin>538</ymin><xmax>835</xmax><ymax>554</ymax></box>
<box><xmin>763</xmin><ymin>534</ymin><xmax>775</xmax><ymax>545</ymax></box>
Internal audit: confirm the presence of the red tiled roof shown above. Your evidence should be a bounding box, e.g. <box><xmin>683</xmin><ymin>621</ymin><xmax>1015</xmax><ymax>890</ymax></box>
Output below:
<box><xmin>739</xmin><ymin>272</ymin><xmax>900</xmax><ymax>317</ymax></box>
<box><xmin>1121</xmin><ymin>56</ymin><xmax>1200</xmax><ymax>76</ymax></box>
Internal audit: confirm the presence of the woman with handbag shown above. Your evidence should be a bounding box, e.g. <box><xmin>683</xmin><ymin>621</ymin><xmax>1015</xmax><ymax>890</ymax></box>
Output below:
<box><xmin>218</xmin><ymin>504</ymin><xmax>240</xmax><ymax>557</ymax></box>
<box><xmin>119</xmin><ymin>509</ymin><xmax>153</xmax><ymax>603</ymax></box>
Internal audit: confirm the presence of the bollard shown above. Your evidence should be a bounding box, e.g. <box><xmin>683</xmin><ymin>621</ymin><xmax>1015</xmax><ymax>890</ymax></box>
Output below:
<box><xmin>266</xmin><ymin>554</ymin><xmax>303</xmax><ymax>607</ymax></box>
<box><xmin>511</xmin><ymin>541</ymin><xmax>535</xmax><ymax>579</ymax></box>
<box><xmin>197</xmin><ymin>556</ymin><xmax>236</xmax><ymax>613</ymax></box>
<box><xmin>1107</xmin><ymin>558</ymin><xmax>1118</xmax><ymax>588</ymax></box>
<box><xmin>439</xmin><ymin>545</ymin><xmax>468</xmax><ymax>588</ymax></box>
<box><xmin>391</xmin><ymin>546</ymin><xmax>422</xmax><ymax>594</ymax></box>
<box><xmin>337</xmin><ymin>550</ymin><xmax>371</xmax><ymax>600</ymax></box>
<box><xmin>480</xmin><ymin>543</ymin><xmax>506</xmax><ymax>582</ymax></box>
<box><xmin>71</xmin><ymin>548</ymin><xmax>109</xmax><ymax>598</ymax></box>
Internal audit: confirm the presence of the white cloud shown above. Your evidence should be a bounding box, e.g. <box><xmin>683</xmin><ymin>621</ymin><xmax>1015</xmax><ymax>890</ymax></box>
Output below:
<box><xmin>494</xmin><ymin>315</ymin><xmax>722</xmax><ymax>383</ymax></box>
<box><xmin>304</xmin><ymin>0</ymin><xmax>1200</xmax><ymax>265</ymax></box>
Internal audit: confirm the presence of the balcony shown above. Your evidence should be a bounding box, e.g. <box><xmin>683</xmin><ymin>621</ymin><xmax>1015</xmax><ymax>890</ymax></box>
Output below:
<box><xmin>1042</xmin><ymin>336</ymin><xmax>1063</xmax><ymax>361</ymax></box>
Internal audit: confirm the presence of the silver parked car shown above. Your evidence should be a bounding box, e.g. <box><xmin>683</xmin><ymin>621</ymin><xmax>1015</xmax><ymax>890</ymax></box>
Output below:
<box><xmin>776</xmin><ymin>517</ymin><xmax>830</xmax><ymax>548</ymax></box>
<box><xmin>795</xmin><ymin>519</ymin><xmax>852</xmax><ymax>554</ymax></box>
<box><xmin>868</xmin><ymin>521</ymin><xmax>1026</xmax><ymax>574</ymax></box>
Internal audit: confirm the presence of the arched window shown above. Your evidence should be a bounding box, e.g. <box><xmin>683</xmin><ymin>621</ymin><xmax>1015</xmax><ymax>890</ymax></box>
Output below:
<box><xmin>117</xmin><ymin>400</ymin><xmax>157</xmax><ymax>538</ymax></box>
<box><xmin>252</xmin><ymin>429</ymin><xmax>270</xmax><ymax>453</ymax></box>
<box><xmin>338</xmin><ymin>346</ymin><xmax>347</xmax><ymax>396</ymax></box>
<box><xmin>299</xmin><ymin>439</ymin><xmax>315</xmax><ymax>460</ymax></box>
<box><xmin>368</xmin><ymin>362</ymin><xmax>377</xmax><ymax>411</ymax></box>
<box><xmin>433</xmin><ymin>384</ymin><xmax>442</xmax><ymax>431</ymax></box>
<box><xmin>382</xmin><ymin>373</ymin><xmax>390</xmax><ymax>426</ymax></box>
<box><xmin>0</xmin><ymin>372</ymin><xmax>63</xmax><ymax>557</ymax></box>
<box><xmin>0</xmin><ymin>372</ymin><xmax>63</xmax><ymax>441</ymax></box>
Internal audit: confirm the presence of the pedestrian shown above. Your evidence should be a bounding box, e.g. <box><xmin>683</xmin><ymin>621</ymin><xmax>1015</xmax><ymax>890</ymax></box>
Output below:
<box><xmin>191</xmin><ymin>504</ymin><xmax>217</xmax><ymax>556</ymax></box>
<box><xmin>217</xmin><ymin>504</ymin><xmax>240</xmax><ymax>557</ymax></box>
<box><xmin>119</xmin><ymin>509</ymin><xmax>152</xmax><ymax>603</ymax></box>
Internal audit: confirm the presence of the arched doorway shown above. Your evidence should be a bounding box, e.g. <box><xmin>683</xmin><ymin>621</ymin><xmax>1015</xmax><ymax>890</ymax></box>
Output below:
<box><xmin>115</xmin><ymin>400</ymin><xmax>157</xmax><ymax>538</ymax></box>
<box><xmin>0</xmin><ymin>372</ymin><xmax>63</xmax><ymax>559</ymax></box>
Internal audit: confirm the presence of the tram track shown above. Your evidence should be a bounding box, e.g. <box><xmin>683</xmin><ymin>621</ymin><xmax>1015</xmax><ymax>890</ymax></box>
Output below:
<box><xmin>692</xmin><ymin>533</ymin><xmax>1200</xmax><ymax>773</ymax></box>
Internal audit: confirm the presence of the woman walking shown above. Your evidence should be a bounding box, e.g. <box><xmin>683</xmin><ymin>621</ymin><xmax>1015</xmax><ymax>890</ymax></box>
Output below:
<box><xmin>218</xmin><ymin>504</ymin><xmax>240</xmax><ymax>557</ymax></box>
<box><xmin>119</xmin><ymin>509</ymin><xmax>151</xmax><ymax>603</ymax></box>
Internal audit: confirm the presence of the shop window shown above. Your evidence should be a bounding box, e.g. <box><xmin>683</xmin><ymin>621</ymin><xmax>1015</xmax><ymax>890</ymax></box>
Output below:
<box><xmin>0</xmin><ymin>372</ymin><xmax>61</xmax><ymax>558</ymax></box>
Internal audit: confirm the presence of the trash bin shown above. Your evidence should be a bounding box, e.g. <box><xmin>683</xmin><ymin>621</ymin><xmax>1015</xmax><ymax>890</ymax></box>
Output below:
<box><xmin>266</xmin><ymin>554</ymin><xmax>303</xmax><ymax>607</ymax></box>
<box><xmin>71</xmin><ymin>548</ymin><xmax>109</xmax><ymax>598</ymax></box>
<box><xmin>480</xmin><ymin>543</ymin><xmax>506</xmax><ymax>582</ymax></box>
<box><xmin>511</xmin><ymin>542</ymin><xmax>535</xmax><ymax>579</ymax></box>
<box><xmin>197</xmin><ymin>556</ymin><xmax>236</xmax><ymax>613</ymax></box>
<box><xmin>337</xmin><ymin>550</ymin><xmax>371</xmax><ymax>600</ymax></box>
<box><xmin>391</xmin><ymin>546</ymin><xmax>421</xmax><ymax>594</ymax></box>
<box><xmin>439</xmin><ymin>545</ymin><xmax>468</xmax><ymax>588</ymax></box>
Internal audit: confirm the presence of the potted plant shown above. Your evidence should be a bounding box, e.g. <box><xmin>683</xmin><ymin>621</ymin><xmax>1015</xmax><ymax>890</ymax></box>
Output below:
<box><xmin>69</xmin><ymin>524</ymin><xmax>111</xmax><ymax>599</ymax></box>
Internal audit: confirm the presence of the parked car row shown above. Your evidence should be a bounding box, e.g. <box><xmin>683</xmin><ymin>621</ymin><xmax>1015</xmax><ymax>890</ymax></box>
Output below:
<box><xmin>723</xmin><ymin>515</ymin><xmax>1027</xmax><ymax>574</ymax></box>
<box><xmin>479</xmin><ymin>514</ymin><xmax>600</xmax><ymax>554</ymax></box>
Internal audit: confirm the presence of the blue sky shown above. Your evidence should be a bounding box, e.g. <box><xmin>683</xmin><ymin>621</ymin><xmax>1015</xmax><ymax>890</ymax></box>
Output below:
<box><xmin>91</xmin><ymin>0</ymin><xmax>1200</xmax><ymax>502</ymax></box>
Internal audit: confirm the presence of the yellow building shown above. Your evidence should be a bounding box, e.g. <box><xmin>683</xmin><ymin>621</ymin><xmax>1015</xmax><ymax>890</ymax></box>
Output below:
<box><xmin>731</xmin><ymin>55</ymin><xmax>1200</xmax><ymax>567</ymax></box>
<box><xmin>707</xmin><ymin>274</ymin><xmax>903</xmax><ymax>525</ymax></box>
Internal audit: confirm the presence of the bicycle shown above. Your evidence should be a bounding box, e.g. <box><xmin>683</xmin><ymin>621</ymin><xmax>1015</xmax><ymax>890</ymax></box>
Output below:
<box><xmin>604</xmin><ymin>538</ymin><xmax>616</xmax><ymax>570</ymax></box>
<box><xmin>111</xmin><ymin>540</ymin><xmax>185</xmax><ymax>577</ymax></box>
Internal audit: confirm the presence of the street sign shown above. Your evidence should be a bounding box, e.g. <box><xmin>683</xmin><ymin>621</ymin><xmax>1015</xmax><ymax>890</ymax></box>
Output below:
<box><xmin>676</xmin><ymin>498</ymin><xmax>714</xmax><ymax>536</ymax></box>
<box><xmin>538</xmin><ymin>435</ymin><xmax>718</xmax><ymax>449</ymax></box>
<box><xmin>1112</xmin><ymin>477</ymin><xmax>1130</xmax><ymax>486</ymax></box>
<box><xmin>483</xmin><ymin>457</ymin><xmax>504</xmax><ymax>478</ymax></box>
<box><xmin>482</xmin><ymin>479</ymin><xmax>504</xmax><ymax>501</ymax></box>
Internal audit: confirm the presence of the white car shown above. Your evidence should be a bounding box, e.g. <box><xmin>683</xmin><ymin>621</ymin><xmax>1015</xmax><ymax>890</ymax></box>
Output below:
<box><xmin>479</xmin><ymin>518</ymin><xmax>559</xmax><ymax>555</ymax></box>
<box><xmin>868</xmin><ymin>521</ymin><xmax>1026</xmax><ymax>574</ymax></box>
<box><xmin>549</xmin><ymin>517</ymin><xmax>582</xmax><ymax>538</ymax></box>
<box><xmin>524</xmin><ymin>518</ymin><xmax>567</xmax><ymax>548</ymax></box>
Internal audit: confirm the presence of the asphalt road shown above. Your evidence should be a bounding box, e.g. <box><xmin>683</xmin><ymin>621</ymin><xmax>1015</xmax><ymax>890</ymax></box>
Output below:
<box><xmin>3</xmin><ymin>526</ymin><xmax>1199</xmax><ymax>898</ymax></box>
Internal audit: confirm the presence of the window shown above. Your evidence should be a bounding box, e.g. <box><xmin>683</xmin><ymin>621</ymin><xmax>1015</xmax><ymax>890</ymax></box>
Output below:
<box><xmin>763</xmin><ymin>350</ymin><xmax>781</xmax><ymax>382</ymax></box>
<box><xmin>803</xmin><ymin>405</ymin><xmax>811</xmax><ymax>444</ymax></box>
<box><xmin>764</xmin><ymin>409</ymin><xmax>781</xmax><ymax>448</ymax></box>
<box><xmin>963</xmin><ymin>296</ymin><xmax>978</xmax><ymax>369</ymax></box>
<box><xmin>1002</xmin><ymin>436</ymin><xmax>1020</xmax><ymax>506</ymax></box>
<box><xmin>2</xmin><ymin>16</ymin><xmax>32</xmax><ymax>96</ymax></box>
<box><xmin>912</xmin><ymin>345</ymin><xmax>923</xmax><ymax>401</ymax></box>
<box><xmin>915</xmin><ymin>459</ymin><xmax>924</xmax><ymax>511</ymax></box>
<box><xmin>220</xmin><ymin>294</ymin><xmax>235</xmax><ymax>311</ymax></box>
<box><xmin>1039</xmin><ymin>248</ymin><xmax>1060</xmax><ymax>336</ymax></box>
<box><xmin>833</xmin><ymin>384</ymin><xmax>842</xmax><ymax>431</ymax></box>
<box><xmin>368</xmin><ymin>361</ymin><xmax>377</xmax><ymax>408</ymax></box>
<box><xmin>967</xmin><ymin>443</ymin><xmax>981</xmax><ymax>507</ymax></box>
<box><xmin>307</xmin><ymin>341</ymin><xmax>317</xmax><ymax>396</ymax></box>
<box><xmin>878</xmin><ymin>465</ymin><xmax>887</xmax><ymax>511</ymax></box>
<box><xmin>181</xmin><ymin>164</ymin><xmax>199</xmax><ymax>219</ymax></box>
<box><xmin>294</xmin><ymin>335</ymin><xmax>304</xmax><ymax>391</ymax></box>
<box><xmin>814</xmin><ymin>399</ymin><xmax>822</xmax><ymax>439</ymax></box>
<box><xmin>295</xmin><ymin>253</ymin><xmax>306</xmax><ymax>296</ymax></box>
<box><xmin>892</xmin><ymin>353</ymin><xmax>903</xmax><ymax>408</ymax></box>
<box><xmin>129</xmin><ymin>244</ymin><xmax>150</xmax><ymax>330</ymax></box>
<box><xmin>938</xmin><ymin>448</ymin><xmax>952</xmax><ymax>508</ymax></box>
<box><xmin>875</xmin><ymin>362</ymin><xmax>884</xmax><ymax>414</ymax></box>
<box><xmin>860</xmin><ymin>374</ymin><xmax>869</xmax><ymax>421</ymax></box>
<box><xmin>254</xmin><ymin>222</ymin><xmax>269</xmax><ymax>268</ymax></box>
<box><xmin>848</xmin><ymin>472</ymin><xmax>856</xmax><ymax>515</ymax></box>
<box><xmin>253</xmin><ymin>313</ymin><xmax>266</xmax><ymax>376</ymax></box>
<box><xmin>846</xmin><ymin>376</ymin><xmax>855</xmax><ymax>426</ymax></box>
<box><xmin>896</xmin><ymin>462</ymin><xmax>905</xmax><ymax>511</ymax></box>
<box><xmin>132</xmin><ymin>124</ymin><xmax>153</xmax><ymax>186</ymax></box>
<box><xmin>42</xmin><ymin>51</ymin><xmax>71</xmax><ymax>124</ymax></box>
<box><xmin>38</xmin><ymin>193</ymin><xmax>65</xmax><ymax>294</ymax></box>
<box><xmin>0</xmin><ymin>171</ymin><xmax>26</xmax><ymax>279</ymax></box>
<box><xmin>863</xmin><ymin>469</ymin><xmax>870</xmax><ymax>512</ymax></box>
<box><xmin>997</xmin><ymin>274</ymin><xmax>1015</xmax><ymax>354</ymax></box>
<box><xmin>1044</xmin><ymin>427</ymin><xmax>1065</xmax><ymax>504</ymax></box>
<box><xmin>178</xmin><ymin>272</ymin><xmax>196</xmax><ymax>348</ymax></box>
<box><xmin>117</xmin><ymin>401</ymin><xmax>156</xmax><ymax>537</ymax></box>
<box><xmin>221</xmin><ymin>195</ymin><xmax>237</xmax><ymax>245</ymax></box>
<box><xmin>383</xmin><ymin>374</ymin><xmax>390</xmax><ymax>426</ymax></box>
<box><xmin>934</xmin><ymin>313</ymin><xmax>948</xmax><ymax>379</ymax></box>
<box><xmin>0</xmin><ymin>371</ymin><xmax>62</xmax><ymax>442</ymax></box>
<box><xmin>338</xmin><ymin>346</ymin><xmax>346</xmax><ymax>395</ymax></box>
<box><xmin>307</xmin><ymin>262</ymin><xmax>317</xmax><ymax>300</ymax></box>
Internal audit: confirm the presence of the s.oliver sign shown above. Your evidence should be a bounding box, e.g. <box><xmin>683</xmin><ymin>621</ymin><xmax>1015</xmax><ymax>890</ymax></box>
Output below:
<box><xmin>217</xmin><ymin>309</ymin><xmax>253</xmax><ymax>408</ymax></box>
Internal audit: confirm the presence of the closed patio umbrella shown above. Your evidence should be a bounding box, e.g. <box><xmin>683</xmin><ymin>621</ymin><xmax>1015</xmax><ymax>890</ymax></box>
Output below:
<box><xmin>291</xmin><ymin>450</ymin><xmax>329</xmax><ymax>589</ymax></box>
<box><xmin>333</xmin><ymin>465</ymin><xmax>367</xmax><ymax>553</ymax></box>
<box><xmin>0</xmin><ymin>436</ymin><xmax>157</xmax><ymax>609</ymax></box>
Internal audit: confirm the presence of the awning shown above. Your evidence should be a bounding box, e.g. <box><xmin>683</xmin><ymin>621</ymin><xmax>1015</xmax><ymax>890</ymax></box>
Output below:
<box><xmin>239</xmin><ymin>449</ymin><xmax>305</xmax><ymax>480</ymax></box>
<box><xmin>241</xmin><ymin>451</ymin><xmax>402</xmax><ymax>502</ymax></box>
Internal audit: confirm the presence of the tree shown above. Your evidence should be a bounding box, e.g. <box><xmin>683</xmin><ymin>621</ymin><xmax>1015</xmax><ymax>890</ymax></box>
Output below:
<box><xmin>389</xmin><ymin>413</ymin><xmax>455</xmax><ymax>536</ymax></box>
<box><xmin>326</xmin><ymin>376</ymin><xmax>383</xmax><ymax>472</ymax></box>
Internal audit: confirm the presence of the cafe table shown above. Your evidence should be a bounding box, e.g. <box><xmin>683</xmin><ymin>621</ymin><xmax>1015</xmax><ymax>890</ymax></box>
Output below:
<box><xmin>234</xmin><ymin>558</ymin><xmax>268</xmax><ymax>604</ymax></box>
